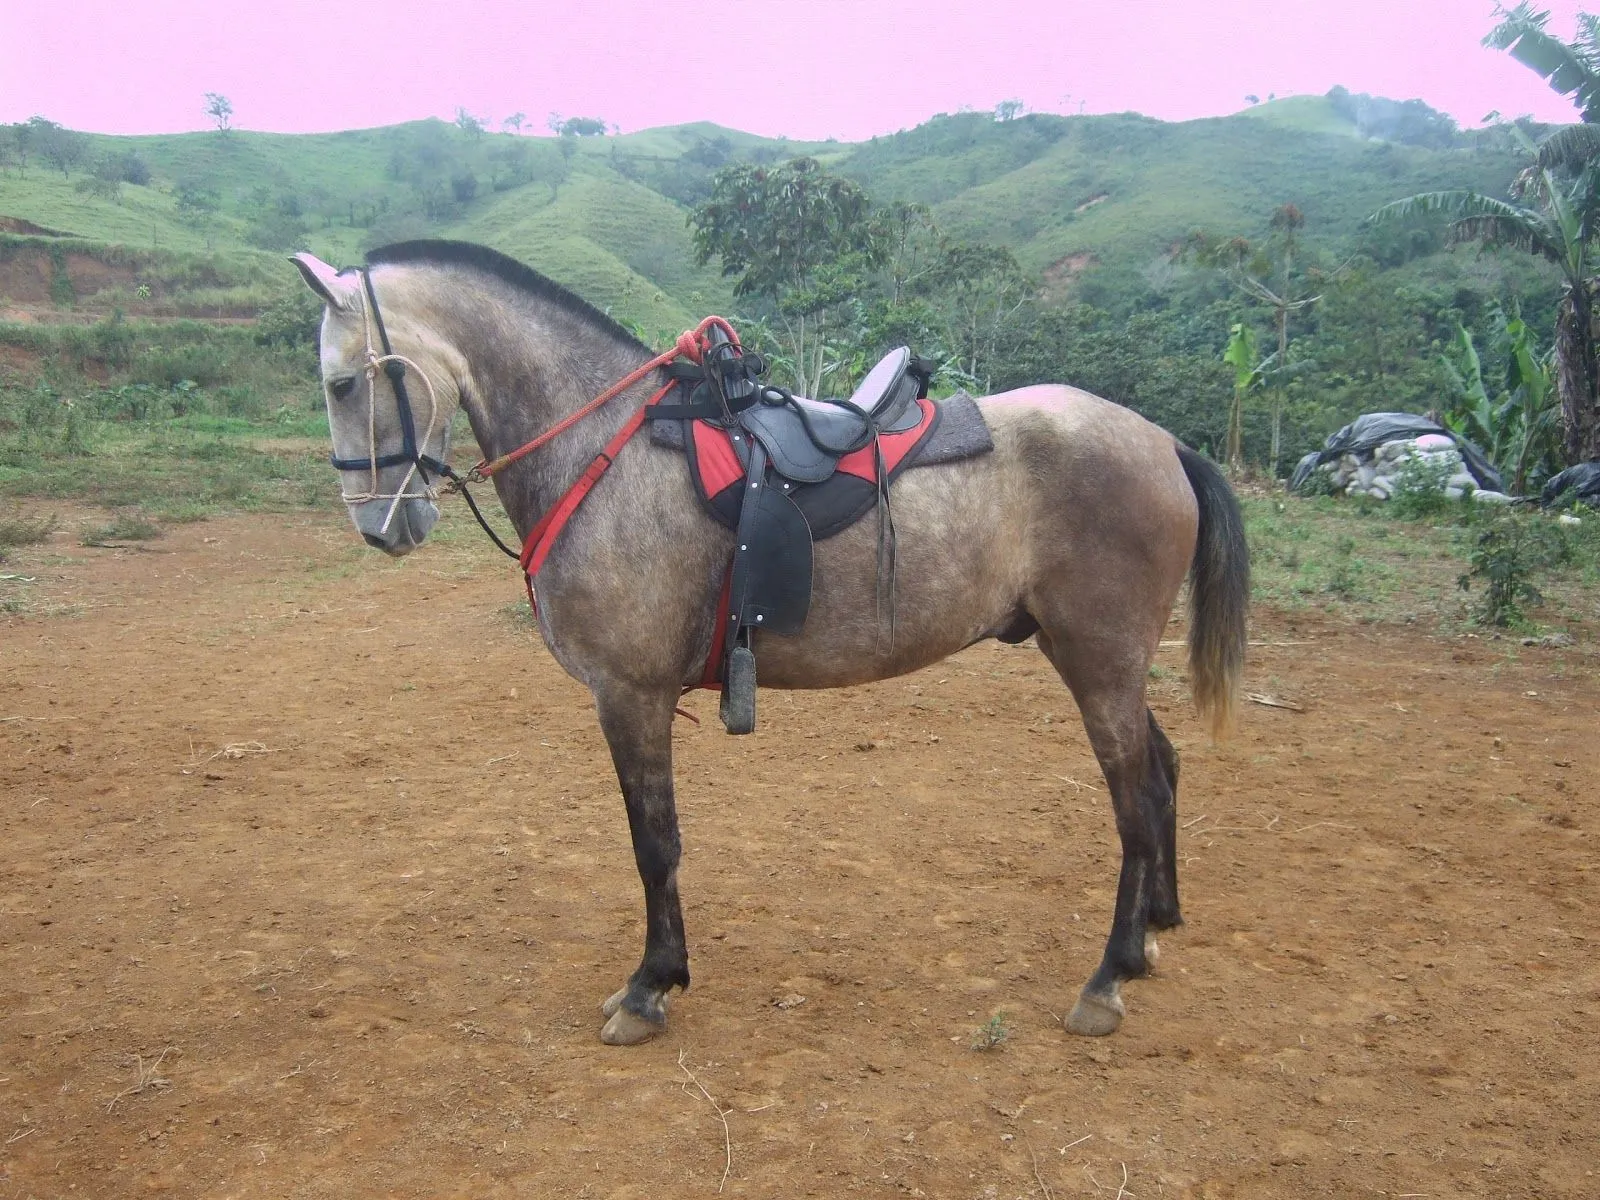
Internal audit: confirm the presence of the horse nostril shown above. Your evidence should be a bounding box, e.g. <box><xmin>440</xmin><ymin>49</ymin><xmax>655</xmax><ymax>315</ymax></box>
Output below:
<box><xmin>362</xmin><ymin>532</ymin><xmax>388</xmax><ymax>550</ymax></box>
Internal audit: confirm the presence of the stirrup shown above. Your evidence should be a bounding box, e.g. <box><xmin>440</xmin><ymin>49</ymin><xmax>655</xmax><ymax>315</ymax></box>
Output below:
<box><xmin>719</xmin><ymin>644</ymin><xmax>756</xmax><ymax>735</ymax></box>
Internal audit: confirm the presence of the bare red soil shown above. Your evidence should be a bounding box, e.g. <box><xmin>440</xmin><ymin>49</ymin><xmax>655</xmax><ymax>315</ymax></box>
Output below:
<box><xmin>1</xmin><ymin>508</ymin><xmax>1596</xmax><ymax>1198</ymax></box>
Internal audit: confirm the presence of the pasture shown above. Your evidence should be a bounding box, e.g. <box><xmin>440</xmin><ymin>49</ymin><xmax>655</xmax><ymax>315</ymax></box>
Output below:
<box><xmin>1</xmin><ymin>497</ymin><xmax>1596</xmax><ymax>1198</ymax></box>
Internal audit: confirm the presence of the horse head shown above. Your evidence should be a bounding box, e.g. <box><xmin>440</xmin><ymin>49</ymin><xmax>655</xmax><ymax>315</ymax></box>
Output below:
<box><xmin>290</xmin><ymin>252</ymin><xmax>467</xmax><ymax>556</ymax></box>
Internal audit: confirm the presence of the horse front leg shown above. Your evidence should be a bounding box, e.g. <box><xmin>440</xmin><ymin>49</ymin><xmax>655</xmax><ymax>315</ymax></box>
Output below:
<box><xmin>593</xmin><ymin>684</ymin><xmax>688</xmax><ymax>1045</ymax></box>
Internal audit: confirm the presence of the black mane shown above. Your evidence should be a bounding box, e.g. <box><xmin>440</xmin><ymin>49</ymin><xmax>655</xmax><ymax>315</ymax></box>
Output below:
<box><xmin>365</xmin><ymin>239</ymin><xmax>648</xmax><ymax>350</ymax></box>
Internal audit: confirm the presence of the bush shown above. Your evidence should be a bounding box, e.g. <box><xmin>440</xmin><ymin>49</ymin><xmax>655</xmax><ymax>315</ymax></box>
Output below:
<box><xmin>131</xmin><ymin>342</ymin><xmax>231</xmax><ymax>389</ymax></box>
<box><xmin>0</xmin><ymin>510</ymin><xmax>58</xmax><ymax>555</ymax></box>
<box><xmin>254</xmin><ymin>288</ymin><xmax>323</xmax><ymax>349</ymax></box>
<box><xmin>1388</xmin><ymin>453</ymin><xmax>1458</xmax><ymax>519</ymax></box>
<box><xmin>1458</xmin><ymin>518</ymin><xmax>1543</xmax><ymax>627</ymax></box>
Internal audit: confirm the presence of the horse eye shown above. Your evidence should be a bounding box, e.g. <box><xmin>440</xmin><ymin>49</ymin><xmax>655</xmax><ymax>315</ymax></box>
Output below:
<box><xmin>328</xmin><ymin>377</ymin><xmax>356</xmax><ymax>401</ymax></box>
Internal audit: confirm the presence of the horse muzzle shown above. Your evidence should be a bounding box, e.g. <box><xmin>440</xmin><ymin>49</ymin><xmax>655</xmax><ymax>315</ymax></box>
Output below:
<box><xmin>348</xmin><ymin>495</ymin><xmax>438</xmax><ymax>556</ymax></box>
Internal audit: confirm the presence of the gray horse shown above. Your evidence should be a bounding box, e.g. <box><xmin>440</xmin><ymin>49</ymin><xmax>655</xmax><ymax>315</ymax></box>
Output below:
<box><xmin>291</xmin><ymin>240</ymin><xmax>1249</xmax><ymax>1045</ymax></box>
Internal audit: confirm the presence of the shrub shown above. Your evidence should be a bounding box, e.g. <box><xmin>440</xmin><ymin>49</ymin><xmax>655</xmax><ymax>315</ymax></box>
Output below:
<box><xmin>1387</xmin><ymin>453</ymin><xmax>1456</xmax><ymax>519</ymax></box>
<box><xmin>1458</xmin><ymin>518</ymin><xmax>1543</xmax><ymax>627</ymax></box>
<box><xmin>0</xmin><ymin>511</ymin><xmax>58</xmax><ymax>556</ymax></box>
<box><xmin>131</xmin><ymin>342</ymin><xmax>231</xmax><ymax>389</ymax></box>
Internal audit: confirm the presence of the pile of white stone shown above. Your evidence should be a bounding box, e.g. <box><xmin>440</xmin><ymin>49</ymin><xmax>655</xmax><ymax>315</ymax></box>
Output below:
<box><xmin>1316</xmin><ymin>433</ymin><xmax>1513</xmax><ymax>504</ymax></box>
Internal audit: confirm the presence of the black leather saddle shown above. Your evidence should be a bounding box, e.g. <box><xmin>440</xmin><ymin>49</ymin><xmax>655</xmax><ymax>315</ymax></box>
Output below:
<box><xmin>648</xmin><ymin>334</ymin><xmax>934</xmax><ymax>734</ymax></box>
<box><xmin>733</xmin><ymin>348</ymin><xmax>926</xmax><ymax>483</ymax></box>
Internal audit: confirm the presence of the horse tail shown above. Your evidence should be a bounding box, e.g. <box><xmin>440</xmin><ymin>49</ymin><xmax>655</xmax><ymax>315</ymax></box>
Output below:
<box><xmin>1175</xmin><ymin>444</ymin><xmax>1249</xmax><ymax>739</ymax></box>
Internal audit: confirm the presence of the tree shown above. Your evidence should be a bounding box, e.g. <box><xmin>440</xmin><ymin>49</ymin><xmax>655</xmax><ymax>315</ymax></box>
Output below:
<box><xmin>994</xmin><ymin>99</ymin><xmax>1024</xmax><ymax>122</ymax></box>
<box><xmin>1373</xmin><ymin>140</ymin><xmax>1600</xmax><ymax>465</ymax></box>
<box><xmin>920</xmin><ymin>240</ymin><xmax>1034</xmax><ymax>390</ymax></box>
<box><xmin>1441</xmin><ymin>307</ymin><xmax>1562</xmax><ymax>492</ymax></box>
<box><xmin>454</xmin><ymin>107</ymin><xmax>485</xmax><ymax>138</ymax></box>
<box><xmin>502</xmin><ymin>112</ymin><xmax>526</xmax><ymax>135</ymax></box>
<box><xmin>1485</xmin><ymin>4</ymin><xmax>1600</xmax><ymax>122</ymax></box>
<box><xmin>873</xmin><ymin>200</ymin><xmax>938</xmax><ymax>303</ymax></box>
<box><xmin>28</xmin><ymin>117</ymin><xmax>87</xmax><ymax>176</ymax></box>
<box><xmin>76</xmin><ymin>156</ymin><xmax>124</xmax><ymax>203</ymax></box>
<box><xmin>204</xmin><ymin>92</ymin><xmax>233</xmax><ymax>133</ymax></box>
<box><xmin>690</xmin><ymin>157</ymin><xmax>884</xmax><ymax>397</ymax></box>
<box><xmin>554</xmin><ymin>115</ymin><xmax>608</xmax><ymax>137</ymax></box>
<box><xmin>1186</xmin><ymin>204</ymin><xmax>1323</xmax><ymax>474</ymax></box>
<box><xmin>1221</xmin><ymin>322</ymin><xmax>1261</xmax><ymax>475</ymax></box>
<box><xmin>1466</xmin><ymin>4</ymin><xmax>1600</xmax><ymax>461</ymax></box>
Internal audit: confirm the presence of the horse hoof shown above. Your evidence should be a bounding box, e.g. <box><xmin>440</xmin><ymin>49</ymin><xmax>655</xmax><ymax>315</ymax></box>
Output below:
<box><xmin>601</xmin><ymin>1007</ymin><xmax>664</xmax><ymax>1046</ymax></box>
<box><xmin>1144</xmin><ymin>933</ymin><xmax>1161</xmax><ymax>971</ymax></box>
<box><xmin>1065</xmin><ymin>989</ymin><xmax>1125</xmax><ymax>1037</ymax></box>
<box><xmin>601</xmin><ymin>987</ymin><xmax>628</xmax><ymax>1019</ymax></box>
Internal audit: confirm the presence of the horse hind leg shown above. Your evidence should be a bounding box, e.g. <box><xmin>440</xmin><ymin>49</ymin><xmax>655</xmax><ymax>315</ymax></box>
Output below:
<box><xmin>1145</xmin><ymin>709</ymin><xmax>1182</xmax><ymax>935</ymax></box>
<box><xmin>1036</xmin><ymin>631</ymin><xmax>1171</xmax><ymax>1037</ymax></box>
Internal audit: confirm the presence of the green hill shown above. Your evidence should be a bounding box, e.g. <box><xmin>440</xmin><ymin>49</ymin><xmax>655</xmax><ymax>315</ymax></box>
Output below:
<box><xmin>0</xmin><ymin>99</ymin><xmax>1533</xmax><ymax>327</ymax></box>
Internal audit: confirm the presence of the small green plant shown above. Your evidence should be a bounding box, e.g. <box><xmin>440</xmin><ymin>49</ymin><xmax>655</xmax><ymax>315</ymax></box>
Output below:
<box><xmin>0</xmin><ymin>511</ymin><xmax>58</xmax><ymax>556</ymax></box>
<box><xmin>1458</xmin><ymin>519</ymin><xmax>1543</xmax><ymax>627</ymax></box>
<box><xmin>970</xmin><ymin>1011</ymin><xmax>1012</xmax><ymax>1052</ymax></box>
<box><xmin>1295</xmin><ymin>465</ymin><xmax>1339</xmax><ymax>498</ymax></box>
<box><xmin>1388</xmin><ymin>454</ymin><xmax>1456</xmax><ymax>519</ymax></box>
<box><xmin>1323</xmin><ymin>536</ymin><xmax>1366</xmax><ymax>599</ymax></box>
<box><xmin>81</xmin><ymin>514</ymin><xmax>163</xmax><ymax>546</ymax></box>
<box><xmin>60</xmin><ymin>399</ymin><xmax>93</xmax><ymax>456</ymax></box>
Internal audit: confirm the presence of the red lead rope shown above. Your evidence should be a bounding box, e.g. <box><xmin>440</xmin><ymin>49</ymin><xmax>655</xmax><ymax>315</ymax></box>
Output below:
<box><xmin>517</xmin><ymin>380</ymin><xmax>672</xmax><ymax>598</ymax></box>
<box><xmin>472</xmin><ymin>315</ymin><xmax>738</xmax><ymax>483</ymax></box>
<box><xmin>492</xmin><ymin>316</ymin><xmax>740</xmax><ymax>643</ymax></box>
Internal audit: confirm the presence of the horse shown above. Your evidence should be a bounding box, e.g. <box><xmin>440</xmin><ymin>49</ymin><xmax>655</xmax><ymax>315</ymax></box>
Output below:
<box><xmin>289</xmin><ymin>239</ymin><xmax>1249</xmax><ymax>1046</ymax></box>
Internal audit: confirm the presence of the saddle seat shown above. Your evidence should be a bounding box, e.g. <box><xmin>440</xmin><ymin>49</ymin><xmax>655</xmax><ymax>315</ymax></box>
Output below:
<box><xmin>735</xmin><ymin>347</ymin><xmax>925</xmax><ymax>484</ymax></box>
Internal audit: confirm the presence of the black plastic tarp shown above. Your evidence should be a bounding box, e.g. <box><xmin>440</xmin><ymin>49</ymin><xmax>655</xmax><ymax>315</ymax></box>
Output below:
<box><xmin>1289</xmin><ymin>413</ymin><xmax>1503</xmax><ymax>494</ymax></box>
<box><xmin>1540</xmin><ymin>462</ymin><xmax>1600</xmax><ymax>509</ymax></box>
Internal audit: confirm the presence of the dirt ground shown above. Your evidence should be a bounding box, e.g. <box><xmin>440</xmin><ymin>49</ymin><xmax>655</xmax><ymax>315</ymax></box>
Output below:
<box><xmin>1</xmin><ymin>504</ymin><xmax>1596</xmax><ymax>1199</ymax></box>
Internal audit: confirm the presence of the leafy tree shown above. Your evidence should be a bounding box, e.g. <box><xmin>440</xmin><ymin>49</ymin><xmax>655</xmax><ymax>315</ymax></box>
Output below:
<box><xmin>502</xmin><ymin>112</ymin><xmax>526</xmax><ymax>135</ymax></box>
<box><xmin>29</xmin><ymin>117</ymin><xmax>87</xmax><ymax>176</ymax></box>
<box><xmin>551</xmin><ymin>115</ymin><xmax>608</xmax><ymax>137</ymax></box>
<box><xmin>690</xmin><ymin>157</ymin><xmax>884</xmax><ymax>396</ymax></box>
<box><xmin>995</xmin><ymin>99</ymin><xmax>1024</xmax><ymax>122</ymax></box>
<box><xmin>117</xmin><ymin>150</ymin><xmax>150</xmax><ymax>186</ymax></box>
<box><xmin>203</xmin><ymin>92</ymin><xmax>233</xmax><ymax>133</ymax></box>
<box><xmin>1441</xmin><ymin>306</ymin><xmax>1562</xmax><ymax>492</ymax></box>
<box><xmin>1372</xmin><ymin>144</ymin><xmax>1600</xmax><ymax>465</ymax></box>
<box><xmin>1485</xmin><ymin>4</ymin><xmax>1600</xmax><ymax>122</ymax></box>
<box><xmin>454</xmin><ymin>107</ymin><xmax>485</xmax><ymax>138</ymax></box>
<box><xmin>919</xmin><ymin>240</ymin><xmax>1033</xmax><ymax>390</ymax></box>
<box><xmin>175</xmin><ymin>179</ymin><xmax>221</xmax><ymax>217</ymax></box>
<box><xmin>255</xmin><ymin>287</ymin><xmax>325</xmax><ymax>349</ymax></box>
<box><xmin>873</xmin><ymin>200</ymin><xmax>938</xmax><ymax>303</ymax></box>
<box><xmin>76</xmin><ymin>156</ymin><xmax>124</xmax><ymax>203</ymax></box>
<box><xmin>1186</xmin><ymin>204</ymin><xmax>1324</xmax><ymax>474</ymax></box>
<box><xmin>684</xmin><ymin>135</ymin><xmax>733</xmax><ymax>168</ymax></box>
<box><xmin>245</xmin><ymin>189</ymin><xmax>308</xmax><ymax>250</ymax></box>
<box><xmin>0</xmin><ymin>123</ymin><xmax>29</xmax><ymax>174</ymax></box>
<box><xmin>1221</xmin><ymin>322</ymin><xmax>1261</xmax><ymax>475</ymax></box>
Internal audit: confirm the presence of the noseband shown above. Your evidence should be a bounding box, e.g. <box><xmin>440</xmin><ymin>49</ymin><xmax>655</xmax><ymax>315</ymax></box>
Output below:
<box><xmin>330</xmin><ymin>270</ymin><xmax>451</xmax><ymax>535</ymax></box>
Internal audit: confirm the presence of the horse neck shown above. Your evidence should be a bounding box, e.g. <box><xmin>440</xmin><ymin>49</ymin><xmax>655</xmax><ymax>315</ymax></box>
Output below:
<box><xmin>440</xmin><ymin>288</ymin><xmax>659</xmax><ymax>534</ymax></box>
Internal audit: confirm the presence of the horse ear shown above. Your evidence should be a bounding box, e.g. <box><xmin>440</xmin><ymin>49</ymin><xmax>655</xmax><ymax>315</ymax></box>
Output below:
<box><xmin>290</xmin><ymin>252</ymin><xmax>359</xmax><ymax>312</ymax></box>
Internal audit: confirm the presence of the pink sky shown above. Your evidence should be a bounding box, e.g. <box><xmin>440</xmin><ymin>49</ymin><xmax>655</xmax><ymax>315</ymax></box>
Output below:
<box><xmin>1</xmin><ymin>1</ymin><xmax>1594</xmax><ymax>138</ymax></box>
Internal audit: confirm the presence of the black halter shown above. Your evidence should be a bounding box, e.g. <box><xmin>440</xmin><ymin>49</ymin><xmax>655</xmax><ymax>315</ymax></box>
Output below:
<box><xmin>328</xmin><ymin>270</ymin><xmax>452</xmax><ymax>479</ymax></box>
<box><xmin>331</xmin><ymin>268</ymin><xmax>520</xmax><ymax>560</ymax></box>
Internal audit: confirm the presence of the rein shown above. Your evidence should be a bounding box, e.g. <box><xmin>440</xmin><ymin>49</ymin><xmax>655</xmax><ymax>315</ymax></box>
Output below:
<box><xmin>343</xmin><ymin>270</ymin><xmax>735</xmax><ymax>564</ymax></box>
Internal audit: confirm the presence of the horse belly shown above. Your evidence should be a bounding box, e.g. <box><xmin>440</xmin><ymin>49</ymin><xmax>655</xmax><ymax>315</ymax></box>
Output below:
<box><xmin>751</xmin><ymin>454</ymin><xmax>1028</xmax><ymax>689</ymax></box>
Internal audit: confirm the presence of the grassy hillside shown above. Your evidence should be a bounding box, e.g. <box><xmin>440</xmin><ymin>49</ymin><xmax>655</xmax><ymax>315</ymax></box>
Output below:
<box><xmin>836</xmin><ymin>110</ymin><xmax>1521</xmax><ymax>306</ymax></box>
<box><xmin>446</xmin><ymin>167</ymin><xmax>734</xmax><ymax>335</ymax></box>
<box><xmin>0</xmin><ymin>100</ymin><xmax>1537</xmax><ymax>329</ymax></box>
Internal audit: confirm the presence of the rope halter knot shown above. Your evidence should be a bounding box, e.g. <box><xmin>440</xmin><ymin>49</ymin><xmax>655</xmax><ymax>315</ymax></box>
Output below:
<box><xmin>332</xmin><ymin>271</ymin><xmax>449</xmax><ymax>537</ymax></box>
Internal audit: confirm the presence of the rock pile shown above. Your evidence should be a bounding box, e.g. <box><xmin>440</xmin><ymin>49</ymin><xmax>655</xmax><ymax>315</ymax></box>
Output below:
<box><xmin>1312</xmin><ymin>433</ymin><xmax>1513</xmax><ymax>504</ymax></box>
